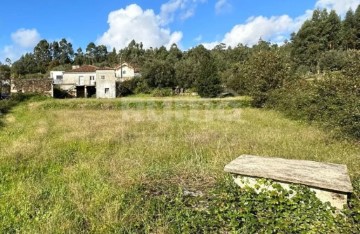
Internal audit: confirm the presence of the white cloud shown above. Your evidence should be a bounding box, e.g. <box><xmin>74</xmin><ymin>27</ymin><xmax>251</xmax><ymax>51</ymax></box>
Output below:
<box><xmin>215</xmin><ymin>0</ymin><xmax>232</xmax><ymax>14</ymax></box>
<box><xmin>222</xmin><ymin>15</ymin><xmax>297</xmax><ymax>47</ymax></box>
<box><xmin>97</xmin><ymin>4</ymin><xmax>183</xmax><ymax>50</ymax></box>
<box><xmin>315</xmin><ymin>0</ymin><xmax>360</xmax><ymax>15</ymax></box>
<box><xmin>202</xmin><ymin>0</ymin><xmax>360</xmax><ymax>49</ymax></box>
<box><xmin>97</xmin><ymin>0</ymin><xmax>209</xmax><ymax>49</ymax></box>
<box><xmin>160</xmin><ymin>0</ymin><xmax>184</xmax><ymax>25</ymax></box>
<box><xmin>159</xmin><ymin>0</ymin><xmax>207</xmax><ymax>25</ymax></box>
<box><xmin>203</xmin><ymin>15</ymin><xmax>300</xmax><ymax>48</ymax></box>
<box><xmin>11</xmin><ymin>28</ymin><xmax>41</xmax><ymax>48</ymax></box>
<box><xmin>0</xmin><ymin>28</ymin><xmax>41</xmax><ymax>63</ymax></box>
<box><xmin>202</xmin><ymin>41</ymin><xmax>220</xmax><ymax>50</ymax></box>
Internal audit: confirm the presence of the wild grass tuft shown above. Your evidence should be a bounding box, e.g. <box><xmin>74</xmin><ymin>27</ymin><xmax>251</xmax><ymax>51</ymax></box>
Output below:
<box><xmin>0</xmin><ymin>97</ymin><xmax>359</xmax><ymax>232</ymax></box>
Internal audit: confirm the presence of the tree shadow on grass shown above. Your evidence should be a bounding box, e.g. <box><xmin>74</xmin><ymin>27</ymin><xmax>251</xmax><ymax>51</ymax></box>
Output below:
<box><xmin>0</xmin><ymin>94</ymin><xmax>38</xmax><ymax>128</ymax></box>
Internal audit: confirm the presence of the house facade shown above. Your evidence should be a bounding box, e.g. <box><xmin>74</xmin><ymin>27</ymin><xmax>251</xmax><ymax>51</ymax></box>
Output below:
<box><xmin>51</xmin><ymin>63</ymin><xmax>138</xmax><ymax>98</ymax></box>
<box><xmin>50</xmin><ymin>71</ymin><xmax>65</xmax><ymax>85</ymax></box>
<box><xmin>96</xmin><ymin>69</ymin><xmax>116</xmax><ymax>98</ymax></box>
<box><xmin>60</xmin><ymin>65</ymin><xmax>97</xmax><ymax>97</ymax></box>
<box><xmin>115</xmin><ymin>63</ymin><xmax>140</xmax><ymax>82</ymax></box>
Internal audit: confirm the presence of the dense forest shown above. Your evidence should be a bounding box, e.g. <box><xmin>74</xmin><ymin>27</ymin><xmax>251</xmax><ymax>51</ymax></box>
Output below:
<box><xmin>0</xmin><ymin>6</ymin><xmax>359</xmax><ymax>139</ymax></box>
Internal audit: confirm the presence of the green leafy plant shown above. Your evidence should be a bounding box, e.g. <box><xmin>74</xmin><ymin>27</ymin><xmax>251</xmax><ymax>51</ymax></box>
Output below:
<box><xmin>110</xmin><ymin>176</ymin><xmax>359</xmax><ymax>233</ymax></box>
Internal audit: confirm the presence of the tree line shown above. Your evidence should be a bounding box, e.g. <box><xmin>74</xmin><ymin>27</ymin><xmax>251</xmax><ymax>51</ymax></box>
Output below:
<box><xmin>1</xmin><ymin>5</ymin><xmax>359</xmax><ymax>138</ymax></box>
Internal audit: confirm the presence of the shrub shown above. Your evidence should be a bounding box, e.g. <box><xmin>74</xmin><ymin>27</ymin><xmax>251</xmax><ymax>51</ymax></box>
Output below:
<box><xmin>151</xmin><ymin>88</ymin><xmax>173</xmax><ymax>97</ymax></box>
<box><xmin>116</xmin><ymin>79</ymin><xmax>139</xmax><ymax>97</ymax></box>
<box><xmin>196</xmin><ymin>74</ymin><xmax>223</xmax><ymax>98</ymax></box>
<box><xmin>110</xmin><ymin>176</ymin><xmax>359</xmax><ymax>233</ymax></box>
<box><xmin>268</xmin><ymin>72</ymin><xmax>360</xmax><ymax>139</ymax></box>
<box><xmin>53</xmin><ymin>86</ymin><xmax>72</xmax><ymax>99</ymax></box>
<box><xmin>236</xmin><ymin>49</ymin><xmax>291</xmax><ymax>107</ymax></box>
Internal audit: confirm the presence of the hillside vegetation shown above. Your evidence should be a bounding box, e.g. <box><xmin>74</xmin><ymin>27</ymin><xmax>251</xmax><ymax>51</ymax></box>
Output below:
<box><xmin>0</xmin><ymin>97</ymin><xmax>359</xmax><ymax>232</ymax></box>
<box><xmin>2</xmin><ymin>6</ymin><xmax>359</xmax><ymax>140</ymax></box>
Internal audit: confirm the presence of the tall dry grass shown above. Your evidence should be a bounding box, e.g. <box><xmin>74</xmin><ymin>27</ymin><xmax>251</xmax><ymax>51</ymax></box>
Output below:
<box><xmin>0</xmin><ymin>97</ymin><xmax>359</xmax><ymax>232</ymax></box>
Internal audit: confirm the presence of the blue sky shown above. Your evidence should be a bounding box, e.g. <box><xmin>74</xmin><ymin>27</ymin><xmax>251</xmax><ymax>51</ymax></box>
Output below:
<box><xmin>1</xmin><ymin>0</ymin><xmax>359</xmax><ymax>63</ymax></box>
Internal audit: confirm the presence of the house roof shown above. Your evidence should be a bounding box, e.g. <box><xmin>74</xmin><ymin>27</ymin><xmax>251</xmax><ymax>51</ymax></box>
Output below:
<box><xmin>67</xmin><ymin>65</ymin><xmax>98</xmax><ymax>73</ymax></box>
<box><xmin>115</xmin><ymin>63</ymin><xmax>140</xmax><ymax>73</ymax></box>
<box><xmin>97</xmin><ymin>67</ymin><xmax>114</xmax><ymax>70</ymax></box>
<box><xmin>115</xmin><ymin>62</ymin><xmax>132</xmax><ymax>70</ymax></box>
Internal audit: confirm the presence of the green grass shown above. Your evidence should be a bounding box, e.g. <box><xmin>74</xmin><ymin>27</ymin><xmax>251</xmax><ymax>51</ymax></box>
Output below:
<box><xmin>0</xmin><ymin>97</ymin><xmax>359</xmax><ymax>232</ymax></box>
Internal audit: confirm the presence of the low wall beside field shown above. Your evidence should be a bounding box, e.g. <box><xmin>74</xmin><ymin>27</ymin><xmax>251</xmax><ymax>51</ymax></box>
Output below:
<box><xmin>11</xmin><ymin>79</ymin><xmax>53</xmax><ymax>96</ymax></box>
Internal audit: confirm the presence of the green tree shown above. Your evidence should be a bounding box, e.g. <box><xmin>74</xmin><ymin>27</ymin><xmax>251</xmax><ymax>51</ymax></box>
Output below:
<box><xmin>34</xmin><ymin>39</ymin><xmax>51</xmax><ymax>73</ymax></box>
<box><xmin>195</xmin><ymin>64</ymin><xmax>223</xmax><ymax>98</ymax></box>
<box><xmin>319</xmin><ymin>50</ymin><xmax>347</xmax><ymax>72</ymax></box>
<box><xmin>142</xmin><ymin>60</ymin><xmax>175</xmax><ymax>88</ymax></box>
<box><xmin>291</xmin><ymin>9</ymin><xmax>330</xmax><ymax>73</ymax></box>
<box><xmin>51</xmin><ymin>41</ymin><xmax>61</xmax><ymax>62</ymax></box>
<box><xmin>119</xmin><ymin>40</ymin><xmax>145</xmax><ymax>68</ymax></box>
<box><xmin>58</xmin><ymin>38</ymin><xmax>74</xmax><ymax>64</ymax></box>
<box><xmin>167</xmin><ymin>43</ymin><xmax>182</xmax><ymax>64</ymax></box>
<box><xmin>243</xmin><ymin>48</ymin><xmax>290</xmax><ymax>107</ymax></box>
<box><xmin>222</xmin><ymin>62</ymin><xmax>248</xmax><ymax>95</ymax></box>
<box><xmin>11</xmin><ymin>53</ymin><xmax>38</xmax><ymax>77</ymax></box>
<box><xmin>188</xmin><ymin>45</ymin><xmax>222</xmax><ymax>98</ymax></box>
<box><xmin>341</xmin><ymin>9</ymin><xmax>356</xmax><ymax>50</ymax></box>
<box><xmin>0</xmin><ymin>64</ymin><xmax>11</xmax><ymax>95</ymax></box>
<box><xmin>107</xmin><ymin>48</ymin><xmax>118</xmax><ymax>66</ymax></box>
<box><xmin>354</xmin><ymin>5</ymin><xmax>360</xmax><ymax>49</ymax></box>
<box><xmin>95</xmin><ymin>45</ymin><xmax>108</xmax><ymax>64</ymax></box>
<box><xmin>323</xmin><ymin>10</ymin><xmax>341</xmax><ymax>50</ymax></box>
<box><xmin>154</xmin><ymin>46</ymin><xmax>169</xmax><ymax>61</ymax></box>
<box><xmin>5</xmin><ymin>58</ymin><xmax>12</xmax><ymax>66</ymax></box>
<box><xmin>175</xmin><ymin>58</ymin><xmax>196</xmax><ymax>89</ymax></box>
<box><xmin>86</xmin><ymin>42</ymin><xmax>97</xmax><ymax>64</ymax></box>
<box><xmin>74</xmin><ymin>48</ymin><xmax>85</xmax><ymax>66</ymax></box>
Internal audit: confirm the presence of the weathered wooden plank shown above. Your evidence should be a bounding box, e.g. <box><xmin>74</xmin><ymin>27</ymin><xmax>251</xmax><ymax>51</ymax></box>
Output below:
<box><xmin>224</xmin><ymin>155</ymin><xmax>353</xmax><ymax>193</ymax></box>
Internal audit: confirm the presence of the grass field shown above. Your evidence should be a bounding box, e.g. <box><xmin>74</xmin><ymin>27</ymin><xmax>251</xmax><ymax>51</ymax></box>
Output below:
<box><xmin>0</xmin><ymin>97</ymin><xmax>359</xmax><ymax>232</ymax></box>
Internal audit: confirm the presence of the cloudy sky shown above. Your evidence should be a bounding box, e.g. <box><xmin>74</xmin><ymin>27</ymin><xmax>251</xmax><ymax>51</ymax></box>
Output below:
<box><xmin>0</xmin><ymin>0</ymin><xmax>359</xmax><ymax>63</ymax></box>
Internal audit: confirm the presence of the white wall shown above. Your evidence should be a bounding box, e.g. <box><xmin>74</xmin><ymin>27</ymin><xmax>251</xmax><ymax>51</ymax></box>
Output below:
<box><xmin>50</xmin><ymin>71</ymin><xmax>64</xmax><ymax>84</ymax></box>
<box><xmin>96</xmin><ymin>80</ymin><xmax>116</xmax><ymax>98</ymax></box>
<box><xmin>62</xmin><ymin>72</ymin><xmax>96</xmax><ymax>87</ymax></box>
<box><xmin>96</xmin><ymin>70</ymin><xmax>116</xmax><ymax>98</ymax></box>
<box><xmin>115</xmin><ymin>63</ymin><xmax>135</xmax><ymax>81</ymax></box>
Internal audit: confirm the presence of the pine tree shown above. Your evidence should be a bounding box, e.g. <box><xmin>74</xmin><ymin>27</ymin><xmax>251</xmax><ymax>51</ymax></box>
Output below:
<box><xmin>341</xmin><ymin>9</ymin><xmax>356</xmax><ymax>50</ymax></box>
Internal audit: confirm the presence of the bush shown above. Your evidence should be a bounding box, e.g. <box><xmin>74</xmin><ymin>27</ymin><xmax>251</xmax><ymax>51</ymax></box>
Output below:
<box><xmin>268</xmin><ymin>72</ymin><xmax>360</xmax><ymax>139</ymax></box>
<box><xmin>110</xmin><ymin>176</ymin><xmax>359</xmax><ymax>233</ymax></box>
<box><xmin>196</xmin><ymin>74</ymin><xmax>223</xmax><ymax>98</ymax></box>
<box><xmin>116</xmin><ymin>79</ymin><xmax>139</xmax><ymax>97</ymax></box>
<box><xmin>151</xmin><ymin>88</ymin><xmax>173</xmax><ymax>97</ymax></box>
<box><xmin>53</xmin><ymin>86</ymin><xmax>72</xmax><ymax>99</ymax></box>
<box><xmin>232</xmin><ymin>49</ymin><xmax>291</xmax><ymax>107</ymax></box>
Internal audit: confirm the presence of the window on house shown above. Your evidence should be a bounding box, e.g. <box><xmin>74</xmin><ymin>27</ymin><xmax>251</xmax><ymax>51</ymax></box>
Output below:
<box><xmin>122</xmin><ymin>70</ymin><xmax>126</xmax><ymax>74</ymax></box>
<box><xmin>105</xmin><ymin>88</ymin><xmax>109</xmax><ymax>94</ymax></box>
<box><xmin>56</xmin><ymin>75</ymin><xmax>63</xmax><ymax>80</ymax></box>
<box><xmin>101</xmin><ymin>75</ymin><xmax>105</xmax><ymax>79</ymax></box>
<box><xmin>90</xmin><ymin>76</ymin><xmax>95</xmax><ymax>80</ymax></box>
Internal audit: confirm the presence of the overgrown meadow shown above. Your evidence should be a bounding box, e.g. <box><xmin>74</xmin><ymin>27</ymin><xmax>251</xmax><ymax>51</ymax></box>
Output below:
<box><xmin>0</xmin><ymin>97</ymin><xmax>359</xmax><ymax>233</ymax></box>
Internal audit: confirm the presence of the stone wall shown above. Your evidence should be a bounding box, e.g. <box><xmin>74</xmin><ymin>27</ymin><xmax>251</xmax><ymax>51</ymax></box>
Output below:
<box><xmin>11</xmin><ymin>79</ymin><xmax>53</xmax><ymax>96</ymax></box>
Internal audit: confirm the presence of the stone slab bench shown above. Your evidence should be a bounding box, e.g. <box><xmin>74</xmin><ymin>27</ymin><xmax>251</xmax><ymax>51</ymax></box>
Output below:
<box><xmin>224</xmin><ymin>155</ymin><xmax>353</xmax><ymax>209</ymax></box>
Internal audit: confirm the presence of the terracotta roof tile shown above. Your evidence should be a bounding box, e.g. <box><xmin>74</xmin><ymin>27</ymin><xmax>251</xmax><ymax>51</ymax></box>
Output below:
<box><xmin>68</xmin><ymin>65</ymin><xmax>98</xmax><ymax>73</ymax></box>
<box><xmin>97</xmin><ymin>66</ymin><xmax>114</xmax><ymax>70</ymax></box>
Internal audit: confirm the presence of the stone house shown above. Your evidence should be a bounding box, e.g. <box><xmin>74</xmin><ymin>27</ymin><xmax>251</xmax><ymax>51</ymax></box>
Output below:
<box><xmin>50</xmin><ymin>71</ymin><xmax>65</xmax><ymax>84</ymax></box>
<box><xmin>51</xmin><ymin>63</ymin><xmax>139</xmax><ymax>98</ymax></box>
<box><xmin>115</xmin><ymin>63</ymin><xmax>141</xmax><ymax>82</ymax></box>
<box><xmin>96</xmin><ymin>68</ymin><xmax>116</xmax><ymax>98</ymax></box>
